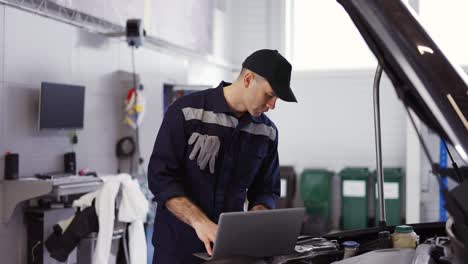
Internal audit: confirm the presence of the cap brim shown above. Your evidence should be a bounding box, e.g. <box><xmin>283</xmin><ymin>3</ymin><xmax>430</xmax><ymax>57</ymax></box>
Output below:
<box><xmin>276</xmin><ymin>86</ymin><xmax>297</xmax><ymax>102</ymax></box>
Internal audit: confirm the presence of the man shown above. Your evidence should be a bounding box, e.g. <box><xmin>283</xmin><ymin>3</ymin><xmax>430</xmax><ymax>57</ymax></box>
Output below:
<box><xmin>148</xmin><ymin>49</ymin><xmax>297</xmax><ymax>263</ymax></box>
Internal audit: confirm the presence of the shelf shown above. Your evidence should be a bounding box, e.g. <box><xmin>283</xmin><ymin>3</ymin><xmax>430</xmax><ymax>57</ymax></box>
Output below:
<box><xmin>0</xmin><ymin>176</ymin><xmax>104</xmax><ymax>223</ymax></box>
<box><xmin>0</xmin><ymin>179</ymin><xmax>52</xmax><ymax>223</ymax></box>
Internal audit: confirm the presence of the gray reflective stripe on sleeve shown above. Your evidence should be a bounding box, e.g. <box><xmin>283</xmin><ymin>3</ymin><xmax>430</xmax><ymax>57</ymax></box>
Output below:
<box><xmin>241</xmin><ymin>123</ymin><xmax>277</xmax><ymax>141</ymax></box>
<box><xmin>182</xmin><ymin>107</ymin><xmax>239</xmax><ymax>128</ymax></box>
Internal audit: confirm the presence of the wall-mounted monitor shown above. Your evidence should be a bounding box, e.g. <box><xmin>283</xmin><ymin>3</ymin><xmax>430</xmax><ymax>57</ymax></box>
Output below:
<box><xmin>39</xmin><ymin>82</ymin><xmax>85</xmax><ymax>130</ymax></box>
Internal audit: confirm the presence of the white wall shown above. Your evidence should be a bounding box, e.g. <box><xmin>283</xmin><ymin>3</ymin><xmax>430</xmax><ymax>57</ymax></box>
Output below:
<box><xmin>228</xmin><ymin>0</ymin><xmax>286</xmax><ymax>67</ymax></box>
<box><xmin>0</xmin><ymin>3</ymin><xmax>231</xmax><ymax>263</ymax></box>
<box><xmin>269</xmin><ymin>70</ymin><xmax>407</xmax><ymax>172</ymax></box>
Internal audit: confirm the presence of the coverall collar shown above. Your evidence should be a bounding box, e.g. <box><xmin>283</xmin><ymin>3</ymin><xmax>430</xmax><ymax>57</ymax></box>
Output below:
<box><xmin>214</xmin><ymin>81</ymin><xmax>263</xmax><ymax>124</ymax></box>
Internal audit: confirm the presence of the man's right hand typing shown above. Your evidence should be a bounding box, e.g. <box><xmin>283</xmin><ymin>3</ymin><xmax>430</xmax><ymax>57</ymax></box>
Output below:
<box><xmin>192</xmin><ymin>217</ymin><xmax>218</xmax><ymax>255</ymax></box>
<box><xmin>165</xmin><ymin>197</ymin><xmax>218</xmax><ymax>255</ymax></box>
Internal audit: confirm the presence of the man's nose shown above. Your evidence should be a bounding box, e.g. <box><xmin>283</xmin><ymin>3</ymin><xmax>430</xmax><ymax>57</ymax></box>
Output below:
<box><xmin>266</xmin><ymin>97</ymin><xmax>277</xmax><ymax>110</ymax></box>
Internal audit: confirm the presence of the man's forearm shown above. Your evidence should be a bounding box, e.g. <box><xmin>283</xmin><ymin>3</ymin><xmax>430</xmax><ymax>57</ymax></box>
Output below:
<box><xmin>165</xmin><ymin>196</ymin><xmax>211</xmax><ymax>227</ymax></box>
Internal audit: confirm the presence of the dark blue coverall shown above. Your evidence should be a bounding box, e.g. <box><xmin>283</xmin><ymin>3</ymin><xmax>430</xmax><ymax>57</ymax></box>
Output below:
<box><xmin>148</xmin><ymin>81</ymin><xmax>280</xmax><ymax>263</ymax></box>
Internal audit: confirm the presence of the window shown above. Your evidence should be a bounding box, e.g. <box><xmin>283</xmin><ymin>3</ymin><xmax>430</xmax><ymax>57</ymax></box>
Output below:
<box><xmin>419</xmin><ymin>0</ymin><xmax>468</xmax><ymax>66</ymax></box>
<box><xmin>286</xmin><ymin>0</ymin><xmax>468</xmax><ymax>70</ymax></box>
<box><xmin>285</xmin><ymin>0</ymin><xmax>377</xmax><ymax>71</ymax></box>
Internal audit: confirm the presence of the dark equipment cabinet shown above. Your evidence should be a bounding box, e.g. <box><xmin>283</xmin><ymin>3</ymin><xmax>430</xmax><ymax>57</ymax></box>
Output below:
<box><xmin>277</xmin><ymin>166</ymin><xmax>297</xmax><ymax>209</ymax></box>
<box><xmin>26</xmin><ymin>207</ymin><xmax>76</xmax><ymax>264</ymax></box>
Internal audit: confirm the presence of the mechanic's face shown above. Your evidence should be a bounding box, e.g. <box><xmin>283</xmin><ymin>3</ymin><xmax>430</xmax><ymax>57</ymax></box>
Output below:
<box><xmin>244</xmin><ymin>74</ymin><xmax>278</xmax><ymax>117</ymax></box>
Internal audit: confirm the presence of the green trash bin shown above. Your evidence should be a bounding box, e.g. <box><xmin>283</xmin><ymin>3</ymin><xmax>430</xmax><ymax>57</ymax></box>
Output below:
<box><xmin>300</xmin><ymin>169</ymin><xmax>333</xmax><ymax>217</ymax></box>
<box><xmin>300</xmin><ymin>169</ymin><xmax>333</xmax><ymax>235</ymax></box>
<box><xmin>340</xmin><ymin>167</ymin><xmax>370</xmax><ymax>230</ymax></box>
<box><xmin>374</xmin><ymin>168</ymin><xmax>403</xmax><ymax>226</ymax></box>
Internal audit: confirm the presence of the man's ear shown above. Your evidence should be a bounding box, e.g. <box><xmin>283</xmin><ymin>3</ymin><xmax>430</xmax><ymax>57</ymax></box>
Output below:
<box><xmin>243</xmin><ymin>71</ymin><xmax>254</xmax><ymax>89</ymax></box>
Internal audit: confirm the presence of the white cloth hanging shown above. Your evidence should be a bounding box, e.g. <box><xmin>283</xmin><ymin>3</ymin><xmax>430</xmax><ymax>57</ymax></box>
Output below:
<box><xmin>73</xmin><ymin>173</ymin><xmax>149</xmax><ymax>264</ymax></box>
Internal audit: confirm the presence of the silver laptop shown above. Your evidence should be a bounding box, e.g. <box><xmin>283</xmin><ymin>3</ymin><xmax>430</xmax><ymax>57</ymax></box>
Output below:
<box><xmin>193</xmin><ymin>207</ymin><xmax>305</xmax><ymax>260</ymax></box>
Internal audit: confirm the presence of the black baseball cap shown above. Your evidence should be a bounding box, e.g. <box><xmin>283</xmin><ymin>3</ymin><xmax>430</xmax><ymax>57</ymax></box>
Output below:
<box><xmin>242</xmin><ymin>49</ymin><xmax>297</xmax><ymax>102</ymax></box>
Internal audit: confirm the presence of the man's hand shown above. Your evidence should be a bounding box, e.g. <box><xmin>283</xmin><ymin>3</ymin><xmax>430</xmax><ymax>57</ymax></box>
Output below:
<box><xmin>165</xmin><ymin>197</ymin><xmax>218</xmax><ymax>255</ymax></box>
<box><xmin>250</xmin><ymin>204</ymin><xmax>269</xmax><ymax>211</ymax></box>
<box><xmin>192</xmin><ymin>218</ymin><xmax>218</xmax><ymax>256</ymax></box>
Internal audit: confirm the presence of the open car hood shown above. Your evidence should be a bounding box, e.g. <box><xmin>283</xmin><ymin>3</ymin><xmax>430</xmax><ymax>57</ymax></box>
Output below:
<box><xmin>337</xmin><ymin>0</ymin><xmax>468</xmax><ymax>163</ymax></box>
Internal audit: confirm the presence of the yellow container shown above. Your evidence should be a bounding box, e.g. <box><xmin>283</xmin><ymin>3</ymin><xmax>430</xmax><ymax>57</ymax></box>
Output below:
<box><xmin>392</xmin><ymin>225</ymin><xmax>419</xmax><ymax>249</ymax></box>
